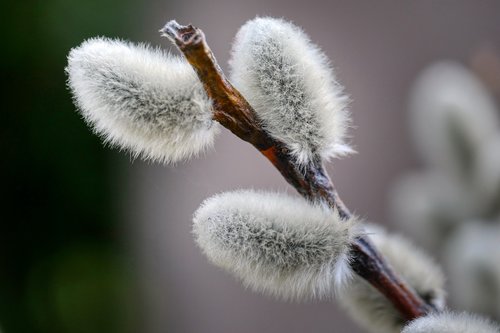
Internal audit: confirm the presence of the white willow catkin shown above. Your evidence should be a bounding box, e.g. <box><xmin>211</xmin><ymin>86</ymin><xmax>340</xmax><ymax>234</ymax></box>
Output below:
<box><xmin>229</xmin><ymin>17</ymin><xmax>352</xmax><ymax>165</ymax></box>
<box><xmin>389</xmin><ymin>171</ymin><xmax>479</xmax><ymax>251</ymax></box>
<box><xmin>339</xmin><ymin>224</ymin><xmax>446</xmax><ymax>333</ymax></box>
<box><xmin>192</xmin><ymin>190</ymin><xmax>360</xmax><ymax>300</ymax></box>
<box><xmin>409</xmin><ymin>61</ymin><xmax>499</xmax><ymax>178</ymax></box>
<box><xmin>473</xmin><ymin>133</ymin><xmax>500</xmax><ymax>204</ymax></box>
<box><xmin>402</xmin><ymin>312</ymin><xmax>500</xmax><ymax>333</ymax></box>
<box><xmin>66</xmin><ymin>37</ymin><xmax>218</xmax><ymax>163</ymax></box>
<box><xmin>444</xmin><ymin>222</ymin><xmax>500</xmax><ymax>319</ymax></box>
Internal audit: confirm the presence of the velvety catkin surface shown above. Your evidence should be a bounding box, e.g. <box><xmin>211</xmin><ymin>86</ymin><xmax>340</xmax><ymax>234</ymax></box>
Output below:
<box><xmin>67</xmin><ymin>37</ymin><xmax>218</xmax><ymax>164</ymax></box>
<box><xmin>193</xmin><ymin>190</ymin><xmax>360</xmax><ymax>300</ymax></box>
<box><xmin>229</xmin><ymin>17</ymin><xmax>352</xmax><ymax>165</ymax></box>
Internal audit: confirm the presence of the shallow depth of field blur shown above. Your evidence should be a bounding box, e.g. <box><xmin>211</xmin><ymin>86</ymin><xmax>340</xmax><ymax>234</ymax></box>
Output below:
<box><xmin>2</xmin><ymin>1</ymin><xmax>500</xmax><ymax>333</ymax></box>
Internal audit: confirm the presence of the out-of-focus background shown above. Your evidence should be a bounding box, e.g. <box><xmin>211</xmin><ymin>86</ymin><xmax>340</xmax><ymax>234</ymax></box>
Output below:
<box><xmin>2</xmin><ymin>1</ymin><xmax>500</xmax><ymax>332</ymax></box>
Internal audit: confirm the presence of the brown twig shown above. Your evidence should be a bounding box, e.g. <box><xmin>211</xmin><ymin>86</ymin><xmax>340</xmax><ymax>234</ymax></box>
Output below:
<box><xmin>160</xmin><ymin>20</ymin><xmax>433</xmax><ymax>321</ymax></box>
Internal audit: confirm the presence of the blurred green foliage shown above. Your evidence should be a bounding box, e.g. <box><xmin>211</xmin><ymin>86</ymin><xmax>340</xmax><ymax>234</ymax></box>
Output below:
<box><xmin>1</xmin><ymin>0</ymin><xmax>143</xmax><ymax>332</ymax></box>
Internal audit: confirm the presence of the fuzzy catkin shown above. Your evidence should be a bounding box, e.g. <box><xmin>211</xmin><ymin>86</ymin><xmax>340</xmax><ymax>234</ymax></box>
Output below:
<box><xmin>389</xmin><ymin>171</ymin><xmax>479</xmax><ymax>251</ymax></box>
<box><xmin>474</xmin><ymin>133</ymin><xmax>500</xmax><ymax>204</ymax></box>
<box><xmin>192</xmin><ymin>190</ymin><xmax>360</xmax><ymax>300</ymax></box>
<box><xmin>339</xmin><ymin>224</ymin><xmax>446</xmax><ymax>333</ymax></box>
<box><xmin>444</xmin><ymin>222</ymin><xmax>500</xmax><ymax>319</ymax></box>
<box><xmin>66</xmin><ymin>37</ymin><xmax>218</xmax><ymax>163</ymax></box>
<box><xmin>229</xmin><ymin>17</ymin><xmax>352</xmax><ymax>165</ymax></box>
<box><xmin>409</xmin><ymin>61</ymin><xmax>499</xmax><ymax>178</ymax></box>
<box><xmin>402</xmin><ymin>312</ymin><xmax>500</xmax><ymax>333</ymax></box>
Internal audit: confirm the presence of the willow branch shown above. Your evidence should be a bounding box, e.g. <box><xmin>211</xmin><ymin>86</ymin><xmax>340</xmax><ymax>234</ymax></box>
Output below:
<box><xmin>160</xmin><ymin>20</ymin><xmax>433</xmax><ymax>321</ymax></box>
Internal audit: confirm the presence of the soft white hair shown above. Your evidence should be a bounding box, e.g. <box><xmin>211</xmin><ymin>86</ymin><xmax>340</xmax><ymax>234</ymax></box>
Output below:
<box><xmin>402</xmin><ymin>312</ymin><xmax>500</xmax><ymax>333</ymax></box>
<box><xmin>229</xmin><ymin>17</ymin><xmax>352</xmax><ymax>165</ymax></box>
<box><xmin>192</xmin><ymin>189</ymin><xmax>360</xmax><ymax>300</ymax></box>
<box><xmin>409</xmin><ymin>61</ymin><xmax>499</xmax><ymax>178</ymax></box>
<box><xmin>444</xmin><ymin>222</ymin><xmax>500</xmax><ymax>319</ymax></box>
<box><xmin>339</xmin><ymin>224</ymin><xmax>446</xmax><ymax>333</ymax></box>
<box><xmin>66</xmin><ymin>37</ymin><xmax>218</xmax><ymax>163</ymax></box>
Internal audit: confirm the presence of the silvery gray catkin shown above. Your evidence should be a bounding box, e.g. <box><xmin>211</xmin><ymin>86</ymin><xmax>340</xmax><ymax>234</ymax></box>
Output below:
<box><xmin>66</xmin><ymin>37</ymin><xmax>218</xmax><ymax>163</ymax></box>
<box><xmin>443</xmin><ymin>222</ymin><xmax>500</xmax><ymax>319</ymax></box>
<box><xmin>229</xmin><ymin>17</ymin><xmax>352</xmax><ymax>165</ymax></box>
<box><xmin>339</xmin><ymin>224</ymin><xmax>446</xmax><ymax>333</ymax></box>
<box><xmin>192</xmin><ymin>190</ymin><xmax>361</xmax><ymax>300</ymax></box>
<box><xmin>402</xmin><ymin>312</ymin><xmax>500</xmax><ymax>333</ymax></box>
<box><xmin>409</xmin><ymin>61</ymin><xmax>499</xmax><ymax>178</ymax></box>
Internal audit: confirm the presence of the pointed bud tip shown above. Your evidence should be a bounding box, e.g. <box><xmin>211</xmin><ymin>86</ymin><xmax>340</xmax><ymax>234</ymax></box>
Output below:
<box><xmin>159</xmin><ymin>19</ymin><xmax>180</xmax><ymax>38</ymax></box>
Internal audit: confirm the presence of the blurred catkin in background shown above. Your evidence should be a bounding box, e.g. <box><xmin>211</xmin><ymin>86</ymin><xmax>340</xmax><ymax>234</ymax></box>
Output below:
<box><xmin>390</xmin><ymin>60</ymin><xmax>500</xmax><ymax>321</ymax></box>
